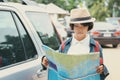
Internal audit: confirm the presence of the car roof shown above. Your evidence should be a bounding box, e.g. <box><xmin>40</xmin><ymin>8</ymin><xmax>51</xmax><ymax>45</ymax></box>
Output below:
<box><xmin>94</xmin><ymin>22</ymin><xmax>115</xmax><ymax>26</ymax></box>
<box><xmin>93</xmin><ymin>22</ymin><xmax>116</xmax><ymax>30</ymax></box>
<box><xmin>0</xmin><ymin>2</ymin><xmax>47</xmax><ymax>12</ymax></box>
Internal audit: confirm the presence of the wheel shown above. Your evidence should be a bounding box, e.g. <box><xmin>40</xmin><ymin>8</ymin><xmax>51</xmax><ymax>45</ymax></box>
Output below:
<box><xmin>101</xmin><ymin>45</ymin><xmax>104</xmax><ymax>47</ymax></box>
<box><xmin>112</xmin><ymin>44</ymin><xmax>118</xmax><ymax>48</ymax></box>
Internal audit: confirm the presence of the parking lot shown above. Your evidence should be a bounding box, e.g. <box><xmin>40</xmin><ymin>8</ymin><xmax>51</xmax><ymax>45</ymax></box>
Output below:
<box><xmin>103</xmin><ymin>44</ymin><xmax>120</xmax><ymax>80</ymax></box>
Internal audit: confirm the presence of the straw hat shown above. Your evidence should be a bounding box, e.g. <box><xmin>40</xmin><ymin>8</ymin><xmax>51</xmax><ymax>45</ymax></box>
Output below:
<box><xmin>70</xmin><ymin>8</ymin><xmax>95</xmax><ymax>24</ymax></box>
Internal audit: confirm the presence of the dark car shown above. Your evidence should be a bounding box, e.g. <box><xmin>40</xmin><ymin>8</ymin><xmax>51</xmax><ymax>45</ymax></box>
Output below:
<box><xmin>90</xmin><ymin>22</ymin><xmax>120</xmax><ymax>48</ymax></box>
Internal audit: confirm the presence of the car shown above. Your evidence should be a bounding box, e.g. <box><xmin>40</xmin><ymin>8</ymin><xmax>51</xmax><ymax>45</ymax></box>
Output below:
<box><xmin>106</xmin><ymin>17</ymin><xmax>120</xmax><ymax>30</ymax></box>
<box><xmin>65</xmin><ymin>27</ymin><xmax>74</xmax><ymax>37</ymax></box>
<box><xmin>90</xmin><ymin>22</ymin><xmax>120</xmax><ymax>48</ymax></box>
<box><xmin>0</xmin><ymin>2</ymin><xmax>61</xmax><ymax>80</ymax></box>
<box><xmin>106</xmin><ymin>17</ymin><xmax>120</xmax><ymax>25</ymax></box>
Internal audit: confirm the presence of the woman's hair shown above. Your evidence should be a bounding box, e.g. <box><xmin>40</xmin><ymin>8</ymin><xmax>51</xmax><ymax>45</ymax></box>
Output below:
<box><xmin>70</xmin><ymin>22</ymin><xmax>94</xmax><ymax>31</ymax></box>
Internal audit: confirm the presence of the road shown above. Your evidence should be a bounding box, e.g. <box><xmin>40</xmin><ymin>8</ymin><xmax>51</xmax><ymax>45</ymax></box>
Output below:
<box><xmin>103</xmin><ymin>45</ymin><xmax>120</xmax><ymax>80</ymax></box>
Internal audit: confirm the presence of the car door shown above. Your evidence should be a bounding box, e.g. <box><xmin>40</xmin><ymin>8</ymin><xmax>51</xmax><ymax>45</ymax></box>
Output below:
<box><xmin>0</xmin><ymin>10</ymin><xmax>47</xmax><ymax>80</ymax></box>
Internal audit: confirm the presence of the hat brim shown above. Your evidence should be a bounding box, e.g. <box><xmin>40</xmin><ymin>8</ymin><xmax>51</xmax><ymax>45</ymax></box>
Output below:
<box><xmin>70</xmin><ymin>18</ymin><xmax>96</xmax><ymax>24</ymax></box>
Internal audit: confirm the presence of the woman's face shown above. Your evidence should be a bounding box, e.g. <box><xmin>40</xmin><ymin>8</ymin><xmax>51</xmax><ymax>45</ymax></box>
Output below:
<box><xmin>73</xmin><ymin>23</ymin><xmax>88</xmax><ymax>41</ymax></box>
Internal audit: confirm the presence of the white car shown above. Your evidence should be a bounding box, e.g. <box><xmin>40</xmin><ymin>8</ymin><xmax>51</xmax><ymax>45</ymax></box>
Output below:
<box><xmin>90</xmin><ymin>22</ymin><xmax>120</xmax><ymax>48</ymax></box>
<box><xmin>0</xmin><ymin>2</ymin><xmax>61</xmax><ymax>80</ymax></box>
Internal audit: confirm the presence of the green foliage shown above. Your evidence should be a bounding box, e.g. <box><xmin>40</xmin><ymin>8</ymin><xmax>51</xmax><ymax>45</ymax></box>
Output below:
<box><xmin>88</xmin><ymin>0</ymin><xmax>110</xmax><ymax>21</ymax></box>
<box><xmin>81</xmin><ymin>0</ymin><xmax>116</xmax><ymax>21</ymax></box>
<box><xmin>7</xmin><ymin>0</ymin><xmax>19</xmax><ymax>2</ymax></box>
<box><xmin>107</xmin><ymin>0</ymin><xmax>120</xmax><ymax>17</ymax></box>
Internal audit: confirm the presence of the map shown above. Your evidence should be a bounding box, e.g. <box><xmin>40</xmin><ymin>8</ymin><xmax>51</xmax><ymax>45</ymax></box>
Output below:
<box><xmin>42</xmin><ymin>45</ymin><xmax>100</xmax><ymax>80</ymax></box>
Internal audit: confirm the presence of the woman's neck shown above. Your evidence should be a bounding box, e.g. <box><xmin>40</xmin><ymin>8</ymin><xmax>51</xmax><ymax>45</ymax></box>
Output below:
<box><xmin>74</xmin><ymin>34</ymin><xmax>87</xmax><ymax>41</ymax></box>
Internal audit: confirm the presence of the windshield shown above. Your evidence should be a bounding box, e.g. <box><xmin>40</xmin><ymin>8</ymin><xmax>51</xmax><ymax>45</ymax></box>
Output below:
<box><xmin>93</xmin><ymin>22</ymin><xmax>116</xmax><ymax>30</ymax></box>
<box><xmin>26</xmin><ymin>12</ymin><xmax>61</xmax><ymax>50</ymax></box>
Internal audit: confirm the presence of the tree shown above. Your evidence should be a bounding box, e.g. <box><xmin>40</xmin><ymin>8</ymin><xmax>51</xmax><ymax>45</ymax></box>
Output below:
<box><xmin>85</xmin><ymin>0</ymin><xmax>110</xmax><ymax>21</ymax></box>
<box><xmin>107</xmin><ymin>0</ymin><xmax>120</xmax><ymax>17</ymax></box>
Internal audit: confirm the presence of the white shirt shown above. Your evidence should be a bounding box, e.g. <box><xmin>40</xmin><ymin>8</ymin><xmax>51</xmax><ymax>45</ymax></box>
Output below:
<box><xmin>67</xmin><ymin>34</ymin><xmax>90</xmax><ymax>55</ymax></box>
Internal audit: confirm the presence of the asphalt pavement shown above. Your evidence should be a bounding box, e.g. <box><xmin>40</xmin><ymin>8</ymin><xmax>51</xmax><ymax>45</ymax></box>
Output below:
<box><xmin>103</xmin><ymin>44</ymin><xmax>120</xmax><ymax>80</ymax></box>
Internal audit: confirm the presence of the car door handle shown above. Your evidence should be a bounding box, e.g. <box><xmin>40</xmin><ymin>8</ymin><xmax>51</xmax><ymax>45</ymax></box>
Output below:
<box><xmin>32</xmin><ymin>69</ymin><xmax>48</xmax><ymax>80</ymax></box>
<box><xmin>36</xmin><ymin>69</ymin><xmax>47</xmax><ymax>78</ymax></box>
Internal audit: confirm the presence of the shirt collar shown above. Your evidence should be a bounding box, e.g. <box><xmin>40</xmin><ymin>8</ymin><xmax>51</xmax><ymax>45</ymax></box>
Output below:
<box><xmin>71</xmin><ymin>34</ymin><xmax>90</xmax><ymax>46</ymax></box>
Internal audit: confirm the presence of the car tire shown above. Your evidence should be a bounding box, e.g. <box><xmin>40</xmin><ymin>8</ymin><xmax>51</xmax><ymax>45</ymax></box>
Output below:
<box><xmin>101</xmin><ymin>45</ymin><xmax>104</xmax><ymax>47</ymax></box>
<box><xmin>112</xmin><ymin>44</ymin><xmax>118</xmax><ymax>48</ymax></box>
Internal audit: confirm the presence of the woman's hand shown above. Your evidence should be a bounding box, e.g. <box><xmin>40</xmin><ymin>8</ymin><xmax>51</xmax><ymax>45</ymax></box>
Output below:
<box><xmin>96</xmin><ymin>65</ymin><xmax>104</xmax><ymax>74</ymax></box>
<box><xmin>42</xmin><ymin>56</ymin><xmax>48</xmax><ymax>67</ymax></box>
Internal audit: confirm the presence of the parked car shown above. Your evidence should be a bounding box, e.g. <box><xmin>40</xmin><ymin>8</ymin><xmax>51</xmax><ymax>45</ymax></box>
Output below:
<box><xmin>90</xmin><ymin>22</ymin><xmax>120</xmax><ymax>48</ymax></box>
<box><xmin>106</xmin><ymin>17</ymin><xmax>120</xmax><ymax>30</ymax></box>
<box><xmin>0</xmin><ymin>2</ymin><xmax>61</xmax><ymax>80</ymax></box>
<box><xmin>65</xmin><ymin>27</ymin><xmax>74</xmax><ymax>37</ymax></box>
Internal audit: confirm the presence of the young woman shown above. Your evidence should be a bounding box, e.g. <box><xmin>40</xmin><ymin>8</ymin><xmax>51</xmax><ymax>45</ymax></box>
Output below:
<box><xmin>59</xmin><ymin>8</ymin><xmax>109</xmax><ymax>80</ymax></box>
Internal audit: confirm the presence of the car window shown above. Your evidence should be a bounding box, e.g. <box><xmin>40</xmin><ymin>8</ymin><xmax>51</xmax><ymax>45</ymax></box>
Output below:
<box><xmin>93</xmin><ymin>22</ymin><xmax>116</xmax><ymax>30</ymax></box>
<box><xmin>106</xmin><ymin>18</ymin><xmax>120</xmax><ymax>25</ymax></box>
<box><xmin>0</xmin><ymin>11</ymin><xmax>37</xmax><ymax>68</ymax></box>
<box><xmin>26</xmin><ymin>12</ymin><xmax>61</xmax><ymax>50</ymax></box>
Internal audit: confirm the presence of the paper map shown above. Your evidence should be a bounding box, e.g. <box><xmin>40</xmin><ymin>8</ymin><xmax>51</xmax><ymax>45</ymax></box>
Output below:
<box><xmin>42</xmin><ymin>45</ymin><xmax>100</xmax><ymax>80</ymax></box>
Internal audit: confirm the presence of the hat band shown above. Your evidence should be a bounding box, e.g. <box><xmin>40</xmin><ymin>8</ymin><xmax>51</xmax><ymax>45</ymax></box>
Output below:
<box><xmin>71</xmin><ymin>16</ymin><xmax>91</xmax><ymax>21</ymax></box>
